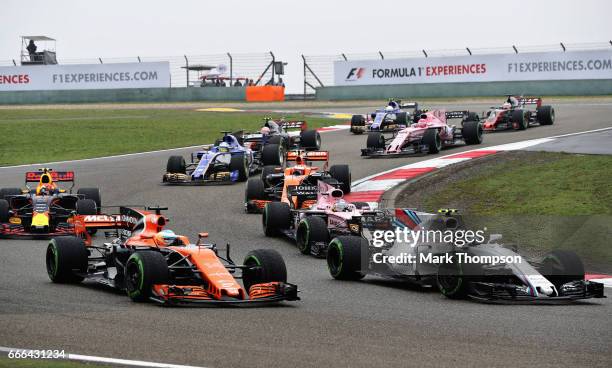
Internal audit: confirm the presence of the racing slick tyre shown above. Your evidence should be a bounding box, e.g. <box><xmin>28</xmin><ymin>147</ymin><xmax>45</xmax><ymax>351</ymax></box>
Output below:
<box><xmin>0</xmin><ymin>187</ymin><xmax>21</xmax><ymax>200</ymax></box>
<box><xmin>125</xmin><ymin>251</ymin><xmax>169</xmax><ymax>302</ymax></box>
<box><xmin>0</xmin><ymin>199</ymin><xmax>9</xmax><ymax>223</ymax></box>
<box><xmin>77</xmin><ymin>188</ymin><xmax>101</xmax><ymax>212</ymax></box>
<box><xmin>436</xmin><ymin>255</ymin><xmax>469</xmax><ymax>299</ymax></box>
<box><xmin>541</xmin><ymin>250</ymin><xmax>585</xmax><ymax>289</ymax></box>
<box><xmin>296</xmin><ymin>216</ymin><xmax>330</xmax><ymax>256</ymax></box>
<box><xmin>395</xmin><ymin>112</ymin><xmax>408</xmax><ymax>125</ymax></box>
<box><xmin>327</xmin><ymin>236</ymin><xmax>366</xmax><ymax>280</ymax></box>
<box><xmin>329</xmin><ymin>164</ymin><xmax>351</xmax><ymax>194</ymax></box>
<box><xmin>261</xmin><ymin>143</ymin><xmax>284</xmax><ymax>166</ymax></box>
<box><xmin>76</xmin><ymin>199</ymin><xmax>98</xmax><ymax>234</ymax></box>
<box><xmin>166</xmin><ymin>155</ymin><xmax>186</xmax><ymax>174</ymax></box>
<box><xmin>536</xmin><ymin>105</ymin><xmax>555</xmax><ymax>125</ymax></box>
<box><xmin>262</xmin><ymin>202</ymin><xmax>291</xmax><ymax>237</ymax></box>
<box><xmin>242</xmin><ymin>249</ymin><xmax>288</xmax><ymax>292</ymax></box>
<box><xmin>300</xmin><ymin>130</ymin><xmax>321</xmax><ymax>150</ymax></box>
<box><xmin>366</xmin><ymin>132</ymin><xmax>385</xmax><ymax>149</ymax></box>
<box><xmin>461</xmin><ymin>121</ymin><xmax>483</xmax><ymax>145</ymax></box>
<box><xmin>46</xmin><ymin>237</ymin><xmax>88</xmax><ymax>283</ymax></box>
<box><xmin>350</xmin><ymin>115</ymin><xmax>365</xmax><ymax>134</ymax></box>
<box><xmin>245</xmin><ymin>178</ymin><xmax>266</xmax><ymax>213</ymax></box>
<box><xmin>512</xmin><ymin>109</ymin><xmax>528</xmax><ymax>130</ymax></box>
<box><xmin>464</xmin><ymin>112</ymin><xmax>479</xmax><ymax>122</ymax></box>
<box><xmin>267</xmin><ymin>135</ymin><xmax>288</xmax><ymax>149</ymax></box>
<box><xmin>422</xmin><ymin>128</ymin><xmax>442</xmax><ymax>154</ymax></box>
<box><xmin>229</xmin><ymin>154</ymin><xmax>249</xmax><ymax>182</ymax></box>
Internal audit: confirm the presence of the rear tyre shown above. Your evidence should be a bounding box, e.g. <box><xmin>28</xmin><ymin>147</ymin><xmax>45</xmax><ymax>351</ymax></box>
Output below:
<box><xmin>395</xmin><ymin>112</ymin><xmax>408</xmax><ymax>125</ymax></box>
<box><xmin>76</xmin><ymin>199</ymin><xmax>97</xmax><ymax>215</ymax></box>
<box><xmin>229</xmin><ymin>154</ymin><xmax>248</xmax><ymax>182</ymax></box>
<box><xmin>366</xmin><ymin>132</ymin><xmax>385</xmax><ymax>149</ymax></box>
<box><xmin>350</xmin><ymin>115</ymin><xmax>365</xmax><ymax>134</ymax></box>
<box><xmin>261</xmin><ymin>143</ymin><xmax>284</xmax><ymax>166</ymax></box>
<box><xmin>262</xmin><ymin>202</ymin><xmax>290</xmax><ymax>237</ymax></box>
<box><xmin>0</xmin><ymin>199</ymin><xmax>10</xmax><ymax>223</ymax></box>
<box><xmin>327</xmin><ymin>236</ymin><xmax>365</xmax><ymax>280</ymax></box>
<box><xmin>77</xmin><ymin>188</ymin><xmax>101</xmax><ymax>212</ymax></box>
<box><xmin>245</xmin><ymin>178</ymin><xmax>266</xmax><ymax>213</ymax></box>
<box><xmin>536</xmin><ymin>105</ymin><xmax>555</xmax><ymax>125</ymax></box>
<box><xmin>296</xmin><ymin>216</ymin><xmax>330</xmax><ymax>255</ymax></box>
<box><xmin>46</xmin><ymin>237</ymin><xmax>88</xmax><ymax>283</ymax></box>
<box><xmin>436</xmin><ymin>255</ymin><xmax>469</xmax><ymax>299</ymax></box>
<box><xmin>267</xmin><ymin>135</ymin><xmax>287</xmax><ymax>149</ymax></box>
<box><xmin>422</xmin><ymin>128</ymin><xmax>441</xmax><ymax>154</ymax></box>
<box><xmin>242</xmin><ymin>249</ymin><xmax>287</xmax><ymax>292</ymax></box>
<box><xmin>166</xmin><ymin>155</ymin><xmax>186</xmax><ymax>174</ymax></box>
<box><xmin>125</xmin><ymin>251</ymin><xmax>169</xmax><ymax>302</ymax></box>
<box><xmin>464</xmin><ymin>112</ymin><xmax>479</xmax><ymax>122</ymax></box>
<box><xmin>0</xmin><ymin>188</ymin><xmax>21</xmax><ymax>201</ymax></box>
<box><xmin>329</xmin><ymin>165</ymin><xmax>351</xmax><ymax>194</ymax></box>
<box><xmin>512</xmin><ymin>109</ymin><xmax>527</xmax><ymax>130</ymax></box>
<box><xmin>300</xmin><ymin>130</ymin><xmax>321</xmax><ymax>150</ymax></box>
<box><xmin>462</xmin><ymin>121</ymin><xmax>483</xmax><ymax>145</ymax></box>
<box><xmin>541</xmin><ymin>250</ymin><xmax>585</xmax><ymax>288</ymax></box>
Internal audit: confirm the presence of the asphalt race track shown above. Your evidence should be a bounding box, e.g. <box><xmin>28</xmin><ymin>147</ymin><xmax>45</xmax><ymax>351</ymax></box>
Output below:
<box><xmin>1</xmin><ymin>101</ymin><xmax>611</xmax><ymax>368</ymax></box>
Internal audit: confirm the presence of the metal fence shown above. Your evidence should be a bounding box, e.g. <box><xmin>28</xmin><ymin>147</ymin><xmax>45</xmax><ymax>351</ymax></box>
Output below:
<box><xmin>302</xmin><ymin>41</ymin><xmax>612</xmax><ymax>94</ymax></box>
<box><xmin>0</xmin><ymin>52</ymin><xmax>276</xmax><ymax>88</ymax></box>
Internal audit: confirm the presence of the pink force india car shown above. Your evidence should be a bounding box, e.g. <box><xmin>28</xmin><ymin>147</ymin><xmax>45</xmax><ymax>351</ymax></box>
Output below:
<box><xmin>262</xmin><ymin>180</ymin><xmax>372</xmax><ymax>258</ymax></box>
<box><xmin>481</xmin><ymin>95</ymin><xmax>555</xmax><ymax>131</ymax></box>
<box><xmin>361</xmin><ymin>109</ymin><xmax>483</xmax><ymax>157</ymax></box>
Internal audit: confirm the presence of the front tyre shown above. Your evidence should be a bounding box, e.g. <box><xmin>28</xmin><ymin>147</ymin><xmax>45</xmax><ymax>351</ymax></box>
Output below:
<box><xmin>296</xmin><ymin>216</ymin><xmax>330</xmax><ymax>255</ymax></box>
<box><xmin>422</xmin><ymin>128</ymin><xmax>441</xmax><ymax>154</ymax></box>
<box><xmin>46</xmin><ymin>237</ymin><xmax>88</xmax><ymax>283</ymax></box>
<box><xmin>536</xmin><ymin>105</ymin><xmax>555</xmax><ymax>125</ymax></box>
<box><xmin>366</xmin><ymin>132</ymin><xmax>385</xmax><ymax>149</ymax></box>
<box><xmin>436</xmin><ymin>255</ymin><xmax>468</xmax><ymax>299</ymax></box>
<box><xmin>327</xmin><ymin>236</ymin><xmax>365</xmax><ymax>280</ymax></box>
<box><xmin>229</xmin><ymin>153</ymin><xmax>248</xmax><ymax>182</ymax></box>
<box><xmin>125</xmin><ymin>251</ymin><xmax>169</xmax><ymax>302</ymax></box>
<box><xmin>243</xmin><ymin>249</ymin><xmax>288</xmax><ymax>291</ymax></box>
<box><xmin>541</xmin><ymin>250</ymin><xmax>584</xmax><ymax>288</ymax></box>
<box><xmin>166</xmin><ymin>155</ymin><xmax>186</xmax><ymax>174</ymax></box>
<box><xmin>461</xmin><ymin>121</ymin><xmax>483</xmax><ymax>145</ymax></box>
<box><xmin>262</xmin><ymin>202</ymin><xmax>291</xmax><ymax>236</ymax></box>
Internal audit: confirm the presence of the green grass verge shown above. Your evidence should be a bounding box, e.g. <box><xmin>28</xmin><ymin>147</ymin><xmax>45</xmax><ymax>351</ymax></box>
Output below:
<box><xmin>0</xmin><ymin>357</ymin><xmax>102</xmax><ymax>368</ymax></box>
<box><xmin>0</xmin><ymin>109</ymin><xmax>335</xmax><ymax>166</ymax></box>
<box><xmin>422</xmin><ymin>152</ymin><xmax>612</xmax><ymax>265</ymax></box>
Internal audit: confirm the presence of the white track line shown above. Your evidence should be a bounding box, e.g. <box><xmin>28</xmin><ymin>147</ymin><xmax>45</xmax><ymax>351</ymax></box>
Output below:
<box><xmin>0</xmin><ymin>346</ymin><xmax>206</xmax><ymax>368</ymax></box>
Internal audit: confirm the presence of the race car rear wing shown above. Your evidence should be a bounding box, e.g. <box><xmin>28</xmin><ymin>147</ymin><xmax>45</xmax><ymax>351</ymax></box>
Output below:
<box><xmin>445</xmin><ymin>111</ymin><xmax>470</xmax><ymax>119</ymax></box>
<box><xmin>400</xmin><ymin>102</ymin><xmax>419</xmax><ymax>110</ymax></box>
<box><xmin>25</xmin><ymin>171</ymin><xmax>75</xmax><ymax>183</ymax></box>
<box><xmin>280</xmin><ymin>120</ymin><xmax>307</xmax><ymax>131</ymax></box>
<box><xmin>286</xmin><ymin>150</ymin><xmax>329</xmax><ymax>162</ymax></box>
<box><xmin>517</xmin><ymin>97</ymin><xmax>542</xmax><ymax>107</ymax></box>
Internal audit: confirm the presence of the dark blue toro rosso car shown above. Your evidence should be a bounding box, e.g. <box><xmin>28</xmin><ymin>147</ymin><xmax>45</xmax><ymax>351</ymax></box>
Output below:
<box><xmin>162</xmin><ymin>132</ymin><xmax>284</xmax><ymax>185</ymax></box>
<box><xmin>350</xmin><ymin>100</ymin><xmax>420</xmax><ymax>134</ymax></box>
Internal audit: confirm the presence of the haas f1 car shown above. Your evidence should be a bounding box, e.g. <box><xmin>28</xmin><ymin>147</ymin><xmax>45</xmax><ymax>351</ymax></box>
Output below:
<box><xmin>163</xmin><ymin>131</ymin><xmax>284</xmax><ymax>185</ymax></box>
<box><xmin>46</xmin><ymin>206</ymin><xmax>299</xmax><ymax>306</ymax></box>
<box><xmin>350</xmin><ymin>100</ymin><xmax>420</xmax><ymax>134</ymax></box>
<box><xmin>244</xmin><ymin>150</ymin><xmax>351</xmax><ymax>213</ymax></box>
<box><xmin>482</xmin><ymin>95</ymin><xmax>555</xmax><ymax>131</ymax></box>
<box><xmin>327</xmin><ymin>209</ymin><xmax>605</xmax><ymax>304</ymax></box>
<box><xmin>243</xmin><ymin>118</ymin><xmax>321</xmax><ymax>152</ymax></box>
<box><xmin>362</xmin><ymin>109</ymin><xmax>483</xmax><ymax>157</ymax></box>
<box><xmin>263</xmin><ymin>180</ymin><xmax>372</xmax><ymax>257</ymax></box>
<box><xmin>0</xmin><ymin>168</ymin><xmax>101</xmax><ymax>238</ymax></box>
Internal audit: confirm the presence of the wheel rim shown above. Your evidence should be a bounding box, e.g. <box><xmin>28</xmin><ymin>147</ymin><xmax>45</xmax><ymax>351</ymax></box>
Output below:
<box><xmin>327</xmin><ymin>241</ymin><xmax>343</xmax><ymax>276</ymax></box>
<box><xmin>297</xmin><ymin>221</ymin><xmax>309</xmax><ymax>252</ymax></box>
<box><xmin>46</xmin><ymin>244</ymin><xmax>58</xmax><ymax>278</ymax></box>
<box><xmin>126</xmin><ymin>259</ymin><xmax>142</xmax><ymax>295</ymax></box>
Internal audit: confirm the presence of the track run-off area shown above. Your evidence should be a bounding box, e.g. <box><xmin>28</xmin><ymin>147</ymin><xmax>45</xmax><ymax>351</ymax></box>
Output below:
<box><xmin>1</xmin><ymin>100</ymin><xmax>611</xmax><ymax>368</ymax></box>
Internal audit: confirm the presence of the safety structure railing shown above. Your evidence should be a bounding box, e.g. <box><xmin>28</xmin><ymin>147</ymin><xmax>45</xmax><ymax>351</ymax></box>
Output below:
<box><xmin>302</xmin><ymin>41</ymin><xmax>612</xmax><ymax>94</ymax></box>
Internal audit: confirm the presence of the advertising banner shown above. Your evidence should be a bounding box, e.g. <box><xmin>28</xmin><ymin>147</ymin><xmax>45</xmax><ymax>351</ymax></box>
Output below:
<box><xmin>0</xmin><ymin>62</ymin><xmax>170</xmax><ymax>91</ymax></box>
<box><xmin>334</xmin><ymin>50</ymin><xmax>612</xmax><ymax>86</ymax></box>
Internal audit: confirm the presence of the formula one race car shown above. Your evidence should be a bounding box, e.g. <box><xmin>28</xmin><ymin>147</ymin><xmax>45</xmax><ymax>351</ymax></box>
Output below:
<box><xmin>350</xmin><ymin>100</ymin><xmax>420</xmax><ymax>134</ymax></box>
<box><xmin>0</xmin><ymin>168</ymin><xmax>101</xmax><ymax>238</ymax></box>
<box><xmin>263</xmin><ymin>180</ymin><xmax>372</xmax><ymax>257</ymax></box>
<box><xmin>481</xmin><ymin>95</ymin><xmax>555</xmax><ymax>131</ymax></box>
<box><xmin>327</xmin><ymin>208</ymin><xmax>605</xmax><ymax>304</ymax></box>
<box><xmin>163</xmin><ymin>131</ymin><xmax>284</xmax><ymax>185</ymax></box>
<box><xmin>362</xmin><ymin>109</ymin><xmax>483</xmax><ymax>157</ymax></box>
<box><xmin>46</xmin><ymin>206</ymin><xmax>299</xmax><ymax>306</ymax></box>
<box><xmin>243</xmin><ymin>117</ymin><xmax>321</xmax><ymax>152</ymax></box>
<box><xmin>244</xmin><ymin>150</ymin><xmax>351</xmax><ymax>213</ymax></box>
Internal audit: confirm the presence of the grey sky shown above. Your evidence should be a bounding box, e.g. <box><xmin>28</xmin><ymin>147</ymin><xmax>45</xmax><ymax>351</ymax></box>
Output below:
<box><xmin>3</xmin><ymin>0</ymin><xmax>610</xmax><ymax>92</ymax></box>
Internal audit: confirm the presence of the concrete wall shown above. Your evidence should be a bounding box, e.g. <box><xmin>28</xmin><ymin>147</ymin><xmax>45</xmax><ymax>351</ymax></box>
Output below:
<box><xmin>315</xmin><ymin>80</ymin><xmax>612</xmax><ymax>100</ymax></box>
<box><xmin>0</xmin><ymin>87</ymin><xmax>246</xmax><ymax>105</ymax></box>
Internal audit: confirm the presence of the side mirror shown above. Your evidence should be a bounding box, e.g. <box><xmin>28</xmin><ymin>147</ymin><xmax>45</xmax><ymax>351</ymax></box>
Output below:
<box><xmin>198</xmin><ymin>232</ymin><xmax>209</xmax><ymax>239</ymax></box>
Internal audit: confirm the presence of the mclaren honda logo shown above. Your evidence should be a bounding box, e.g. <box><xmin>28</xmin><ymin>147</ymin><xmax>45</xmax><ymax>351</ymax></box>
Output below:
<box><xmin>345</xmin><ymin>67</ymin><xmax>365</xmax><ymax>81</ymax></box>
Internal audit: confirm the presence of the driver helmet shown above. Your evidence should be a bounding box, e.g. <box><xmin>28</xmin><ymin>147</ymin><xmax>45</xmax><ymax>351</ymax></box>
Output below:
<box><xmin>37</xmin><ymin>184</ymin><xmax>53</xmax><ymax>195</ymax></box>
<box><xmin>502</xmin><ymin>102</ymin><xmax>512</xmax><ymax>110</ymax></box>
<box><xmin>260</xmin><ymin>126</ymin><xmax>271</xmax><ymax>135</ymax></box>
<box><xmin>333</xmin><ymin>199</ymin><xmax>349</xmax><ymax>212</ymax></box>
<box><xmin>218</xmin><ymin>142</ymin><xmax>231</xmax><ymax>153</ymax></box>
<box><xmin>154</xmin><ymin>229</ymin><xmax>178</xmax><ymax>246</ymax></box>
<box><xmin>385</xmin><ymin>105</ymin><xmax>394</xmax><ymax>112</ymax></box>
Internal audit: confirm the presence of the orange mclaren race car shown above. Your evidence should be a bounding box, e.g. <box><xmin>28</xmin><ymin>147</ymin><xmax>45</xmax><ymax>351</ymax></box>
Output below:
<box><xmin>46</xmin><ymin>206</ymin><xmax>299</xmax><ymax>306</ymax></box>
<box><xmin>244</xmin><ymin>150</ymin><xmax>351</xmax><ymax>213</ymax></box>
<box><xmin>0</xmin><ymin>168</ymin><xmax>101</xmax><ymax>238</ymax></box>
